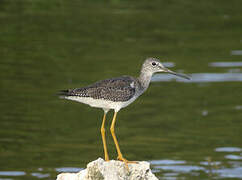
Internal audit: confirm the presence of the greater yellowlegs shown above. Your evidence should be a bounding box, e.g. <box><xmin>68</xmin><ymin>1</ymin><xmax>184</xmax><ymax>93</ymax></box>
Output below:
<box><xmin>59</xmin><ymin>57</ymin><xmax>190</xmax><ymax>165</ymax></box>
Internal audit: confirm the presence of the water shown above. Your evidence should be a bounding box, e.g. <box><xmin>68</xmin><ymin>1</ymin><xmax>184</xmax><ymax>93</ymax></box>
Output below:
<box><xmin>153</xmin><ymin>73</ymin><xmax>242</xmax><ymax>82</ymax></box>
<box><xmin>0</xmin><ymin>146</ymin><xmax>241</xmax><ymax>179</ymax></box>
<box><xmin>231</xmin><ymin>51</ymin><xmax>242</xmax><ymax>56</ymax></box>
<box><xmin>209</xmin><ymin>62</ymin><xmax>242</xmax><ymax>67</ymax></box>
<box><xmin>1</xmin><ymin>0</ymin><xmax>242</xmax><ymax>179</ymax></box>
<box><xmin>151</xmin><ymin>147</ymin><xmax>242</xmax><ymax>179</ymax></box>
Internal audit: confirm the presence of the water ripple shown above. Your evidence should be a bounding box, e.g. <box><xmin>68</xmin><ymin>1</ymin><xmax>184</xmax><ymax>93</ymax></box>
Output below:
<box><xmin>214</xmin><ymin>167</ymin><xmax>242</xmax><ymax>178</ymax></box>
<box><xmin>152</xmin><ymin>73</ymin><xmax>242</xmax><ymax>82</ymax></box>
<box><xmin>0</xmin><ymin>171</ymin><xmax>25</xmax><ymax>176</ymax></box>
<box><xmin>225</xmin><ymin>154</ymin><xmax>242</xmax><ymax>160</ymax></box>
<box><xmin>55</xmin><ymin>167</ymin><xmax>83</xmax><ymax>173</ymax></box>
<box><xmin>150</xmin><ymin>146</ymin><xmax>242</xmax><ymax>179</ymax></box>
<box><xmin>215</xmin><ymin>147</ymin><xmax>242</xmax><ymax>152</ymax></box>
<box><xmin>150</xmin><ymin>159</ymin><xmax>186</xmax><ymax>165</ymax></box>
<box><xmin>209</xmin><ymin>62</ymin><xmax>242</xmax><ymax>67</ymax></box>
<box><xmin>31</xmin><ymin>173</ymin><xmax>50</xmax><ymax>178</ymax></box>
<box><xmin>231</xmin><ymin>50</ymin><xmax>242</xmax><ymax>55</ymax></box>
<box><xmin>154</xmin><ymin>165</ymin><xmax>205</xmax><ymax>173</ymax></box>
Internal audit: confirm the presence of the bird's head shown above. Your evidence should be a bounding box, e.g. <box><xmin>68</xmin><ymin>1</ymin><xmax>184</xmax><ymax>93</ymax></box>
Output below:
<box><xmin>143</xmin><ymin>57</ymin><xmax>191</xmax><ymax>80</ymax></box>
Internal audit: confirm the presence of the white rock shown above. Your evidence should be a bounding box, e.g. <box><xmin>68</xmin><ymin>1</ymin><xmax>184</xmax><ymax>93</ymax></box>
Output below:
<box><xmin>56</xmin><ymin>158</ymin><xmax>158</xmax><ymax>180</ymax></box>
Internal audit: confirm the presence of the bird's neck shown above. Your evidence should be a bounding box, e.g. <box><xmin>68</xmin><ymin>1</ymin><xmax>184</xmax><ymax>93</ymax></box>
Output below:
<box><xmin>138</xmin><ymin>69</ymin><xmax>153</xmax><ymax>91</ymax></box>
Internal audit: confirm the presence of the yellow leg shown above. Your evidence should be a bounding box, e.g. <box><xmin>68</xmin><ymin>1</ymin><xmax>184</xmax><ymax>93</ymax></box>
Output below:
<box><xmin>110</xmin><ymin>111</ymin><xmax>137</xmax><ymax>168</ymax></box>
<box><xmin>101</xmin><ymin>112</ymin><xmax>109</xmax><ymax>161</ymax></box>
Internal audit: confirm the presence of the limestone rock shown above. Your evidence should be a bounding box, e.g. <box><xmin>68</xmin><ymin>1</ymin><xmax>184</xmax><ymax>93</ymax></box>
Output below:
<box><xmin>56</xmin><ymin>158</ymin><xmax>158</xmax><ymax>180</ymax></box>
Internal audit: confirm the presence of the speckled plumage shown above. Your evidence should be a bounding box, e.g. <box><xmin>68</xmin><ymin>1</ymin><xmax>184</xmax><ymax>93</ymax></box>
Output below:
<box><xmin>59</xmin><ymin>76</ymin><xmax>141</xmax><ymax>102</ymax></box>
<box><xmin>59</xmin><ymin>57</ymin><xmax>190</xmax><ymax>112</ymax></box>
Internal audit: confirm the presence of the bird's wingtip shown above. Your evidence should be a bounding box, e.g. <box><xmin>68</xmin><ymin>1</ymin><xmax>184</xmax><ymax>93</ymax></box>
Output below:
<box><xmin>57</xmin><ymin>89</ymin><xmax>70</xmax><ymax>97</ymax></box>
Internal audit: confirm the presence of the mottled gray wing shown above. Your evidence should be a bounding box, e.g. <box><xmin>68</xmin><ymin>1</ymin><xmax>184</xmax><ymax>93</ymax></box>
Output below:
<box><xmin>61</xmin><ymin>76</ymin><xmax>136</xmax><ymax>102</ymax></box>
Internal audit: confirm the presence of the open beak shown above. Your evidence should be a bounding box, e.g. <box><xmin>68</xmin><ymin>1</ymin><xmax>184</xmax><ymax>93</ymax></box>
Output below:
<box><xmin>163</xmin><ymin>67</ymin><xmax>191</xmax><ymax>80</ymax></box>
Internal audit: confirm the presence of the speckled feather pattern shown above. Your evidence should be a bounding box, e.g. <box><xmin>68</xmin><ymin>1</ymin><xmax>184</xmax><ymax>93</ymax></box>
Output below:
<box><xmin>60</xmin><ymin>76</ymin><xmax>141</xmax><ymax>102</ymax></box>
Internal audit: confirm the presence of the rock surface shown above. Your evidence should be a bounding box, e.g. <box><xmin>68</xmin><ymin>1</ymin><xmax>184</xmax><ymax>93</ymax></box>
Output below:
<box><xmin>56</xmin><ymin>158</ymin><xmax>158</xmax><ymax>180</ymax></box>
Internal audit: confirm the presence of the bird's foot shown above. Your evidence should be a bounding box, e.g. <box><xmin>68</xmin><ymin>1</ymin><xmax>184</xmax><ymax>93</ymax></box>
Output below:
<box><xmin>117</xmin><ymin>156</ymin><xmax>137</xmax><ymax>171</ymax></box>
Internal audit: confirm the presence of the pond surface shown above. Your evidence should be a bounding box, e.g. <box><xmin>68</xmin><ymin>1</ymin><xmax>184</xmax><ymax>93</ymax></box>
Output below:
<box><xmin>0</xmin><ymin>0</ymin><xmax>242</xmax><ymax>179</ymax></box>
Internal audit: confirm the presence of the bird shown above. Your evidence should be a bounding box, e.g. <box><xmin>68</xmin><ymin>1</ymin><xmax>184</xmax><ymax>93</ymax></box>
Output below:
<box><xmin>59</xmin><ymin>57</ymin><xmax>190</xmax><ymax>166</ymax></box>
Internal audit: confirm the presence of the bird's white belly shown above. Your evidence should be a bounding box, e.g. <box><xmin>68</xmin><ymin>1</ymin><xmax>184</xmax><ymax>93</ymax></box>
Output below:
<box><xmin>65</xmin><ymin>96</ymin><xmax>137</xmax><ymax>111</ymax></box>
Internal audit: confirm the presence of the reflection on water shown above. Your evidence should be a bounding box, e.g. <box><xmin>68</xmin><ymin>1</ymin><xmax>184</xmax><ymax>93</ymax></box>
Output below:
<box><xmin>215</xmin><ymin>147</ymin><xmax>242</xmax><ymax>152</ymax></box>
<box><xmin>214</xmin><ymin>167</ymin><xmax>242</xmax><ymax>178</ymax></box>
<box><xmin>227</xmin><ymin>68</ymin><xmax>241</xmax><ymax>73</ymax></box>
<box><xmin>209</xmin><ymin>62</ymin><xmax>242</xmax><ymax>67</ymax></box>
<box><xmin>225</xmin><ymin>155</ymin><xmax>242</xmax><ymax>160</ymax></box>
<box><xmin>231</xmin><ymin>50</ymin><xmax>242</xmax><ymax>55</ymax></box>
<box><xmin>0</xmin><ymin>171</ymin><xmax>25</xmax><ymax>176</ymax></box>
<box><xmin>153</xmin><ymin>73</ymin><xmax>242</xmax><ymax>82</ymax></box>
<box><xmin>0</xmin><ymin>147</ymin><xmax>241</xmax><ymax>179</ymax></box>
<box><xmin>200</xmin><ymin>161</ymin><xmax>221</xmax><ymax>166</ymax></box>
<box><xmin>55</xmin><ymin>167</ymin><xmax>83</xmax><ymax>173</ymax></box>
<box><xmin>162</xmin><ymin>62</ymin><xmax>175</xmax><ymax>68</ymax></box>
<box><xmin>235</xmin><ymin>105</ymin><xmax>242</xmax><ymax>110</ymax></box>
<box><xmin>149</xmin><ymin>147</ymin><xmax>242</xmax><ymax>179</ymax></box>
<box><xmin>150</xmin><ymin>159</ymin><xmax>186</xmax><ymax>165</ymax></box>
<box><xmin>156</xmin><ymin>61</ymin><xmax>242</xmax><ymax>82</ymax></box>
<box><xmin>31</xmin><ymin>173</ymin><xmax>50</xmax><ymax>178</ymax></box>
<box><xmin>154</xmin><ymin>164</ymin><xmax>205</xmax><ymax>173</ymax></box>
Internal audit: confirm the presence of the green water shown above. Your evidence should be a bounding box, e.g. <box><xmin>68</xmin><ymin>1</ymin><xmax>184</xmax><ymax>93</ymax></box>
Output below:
<box><xmin>0</xmin><ymin>0</ymin><xmax>242</xmax><ymax>179</ymax></box>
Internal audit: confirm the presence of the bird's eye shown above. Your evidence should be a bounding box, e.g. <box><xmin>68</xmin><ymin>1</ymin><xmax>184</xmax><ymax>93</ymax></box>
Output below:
<box><xmin>152</xmin><ymin>62</ymin><xmax>156</xmax><ymax>66</ymax></box>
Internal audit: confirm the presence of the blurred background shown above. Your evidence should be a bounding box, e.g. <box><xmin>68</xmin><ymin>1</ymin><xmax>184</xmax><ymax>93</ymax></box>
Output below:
<box><xmin>0</xmin><ymin>0</ymin><xmax>242</xmax><ymax>179</ymax></box>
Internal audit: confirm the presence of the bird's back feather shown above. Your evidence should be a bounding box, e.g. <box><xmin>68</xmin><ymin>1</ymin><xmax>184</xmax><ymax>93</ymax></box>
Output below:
<box><xmin>59</xmin><ymin>76</ymin><xmax>138</xmax><ymax>102</ymax></box>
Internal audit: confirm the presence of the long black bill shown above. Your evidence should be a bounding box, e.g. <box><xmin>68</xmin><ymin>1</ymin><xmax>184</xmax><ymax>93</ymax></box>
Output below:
<box><xmin>164</xmin><ymin>68</ymin><xmax>191</xmax><ymax>80</ymax></box>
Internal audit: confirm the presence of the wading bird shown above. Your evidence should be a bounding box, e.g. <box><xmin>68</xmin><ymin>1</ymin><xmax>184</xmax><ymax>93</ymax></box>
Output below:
<box><xmin>59</xmin><ymin>57</ymin><xmax>190</xmax><ymax>166</ymax></box>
